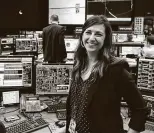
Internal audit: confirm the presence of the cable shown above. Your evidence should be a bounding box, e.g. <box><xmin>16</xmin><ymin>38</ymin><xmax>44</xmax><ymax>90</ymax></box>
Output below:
<box><xmin>131</xmin><ymin>0</ymin><xmax>133</xmax><ymax>9</ymax></box>
<box><xmin>105</xmin><ymin>7</ymin><xmax>117</xmax><ymax>18</ymax></box>
<box><xmin>48</xmin><ymin>125</ymin><xmax>53</xmax><ymax>133</ymax></box>
<box><xmin>102</xmin><ymin>0</ymin><xmax>133</xmax><ymax>18</ymax></box>
<box><xmin>102</xmin><ymin>0</ymin><xmax>117</xmax><ymax>18</ymax></box>
<box><xmin>115</xmin><ymin>9</ymin><xmax>133</xmax><ymax>17</ymax></box>
<box><xmin>104</xmin><ymin>0</ymin><xmax>107</xmax><ymax>16</ymax></box>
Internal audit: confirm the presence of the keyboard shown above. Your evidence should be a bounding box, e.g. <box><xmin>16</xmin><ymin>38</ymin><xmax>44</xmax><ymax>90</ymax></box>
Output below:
<box><xmin>47</xmin><ymin>102</ymin><xmax>66</xmax><ymax>113</ymax></box>
<box><xmin>6</xmin><ymin>117</ymin><xmax>48</xmax><ymax>133</ymax></box>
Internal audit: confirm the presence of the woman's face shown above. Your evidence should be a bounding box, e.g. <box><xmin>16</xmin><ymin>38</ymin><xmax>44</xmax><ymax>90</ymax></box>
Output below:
<box><xmin>82</xmin><ymin>24</ymin><xmax>106</xmax><ymax>53</ymax></box>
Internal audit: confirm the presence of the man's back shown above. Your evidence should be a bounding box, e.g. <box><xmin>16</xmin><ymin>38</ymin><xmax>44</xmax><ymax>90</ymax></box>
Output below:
<box><xmin>42</xmin><ymin>23</ymin><xmax>67</xmax><ymax>63</ymax></box>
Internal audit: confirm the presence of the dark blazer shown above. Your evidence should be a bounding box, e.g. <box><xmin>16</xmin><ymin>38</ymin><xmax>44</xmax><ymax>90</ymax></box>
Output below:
<box><xmin>66</xmin><ymin>57</ymin><xmax>147</xmax><ymax>133</ymax></box>
<box><xmin>42</xmin><ymin>23</ymin><xmax>67</xmax><ymax>63</ymax></box>
<box><xmin>0</xmin><ymin>121</ymin><xmax>6</xmax><ymax>133</ymax></box>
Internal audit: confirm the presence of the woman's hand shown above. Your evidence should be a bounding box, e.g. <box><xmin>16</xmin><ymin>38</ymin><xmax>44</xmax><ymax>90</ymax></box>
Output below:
<box><xmin>127</xmin><ymin>128</ymin><xmax>139</xmax><ymax>133</ymax></box>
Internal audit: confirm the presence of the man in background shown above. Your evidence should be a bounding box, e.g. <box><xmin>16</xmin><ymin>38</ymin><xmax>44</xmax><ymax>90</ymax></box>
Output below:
<box><xmin>42</xmin><ymin>14</ymin><xmax>67</xmax><ymax>63</ymax></box>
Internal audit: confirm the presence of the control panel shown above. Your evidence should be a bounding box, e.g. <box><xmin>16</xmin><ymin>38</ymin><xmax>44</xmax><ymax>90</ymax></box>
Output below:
<box><xmin>137</xmin><ymin>58</ymin><xmax>154</xmax><ymax>91</ymax></box>
<box><xmin>36</xmin><ymin>64</ymin><xmax>73</xmax><ymax>95</ymax></box>
<box><xmin>134</xmin><ymin>17</ymin><xmax>144</xmax><ymax>35</ymax></box>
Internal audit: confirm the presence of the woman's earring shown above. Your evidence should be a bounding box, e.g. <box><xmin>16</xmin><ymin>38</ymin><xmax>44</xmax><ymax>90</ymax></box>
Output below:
<box><xmin>81</xmin><ymin>41</ymin><xmax>84</xmax><ymax>47</ymax></box>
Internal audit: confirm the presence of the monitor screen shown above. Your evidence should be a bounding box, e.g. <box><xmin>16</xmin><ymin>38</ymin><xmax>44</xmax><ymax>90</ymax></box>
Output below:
<box><xmin>36</xmin><ymin>64</ymin><xmax>73</xmax><ymax>95</ymax></box>
<box><xmin>0</xmin><ymin>38</ymin><xmax>15</xmax><ymax>55</ymax></box>
<box><xmin>0</xmin><ymin>55</ymin><xmax>34</xmax><ymax>89</ymax></box>
<box><xmin>15</xmin><ymin>38</ymin><xmax>38</xmax><ymax>53</ymax></box>
<box><xmin>87</xmin><ymin>0</ymin><xmax>132</xmax><ymax>26</ymax></box>
<box><xmin>49</xmin><ymin>0</ymin><xmax>86</xmax><ymax>25</ymax></box>
<box><xmin>2</xmin><ymin>90</ymin><xmax>19</xmax><ymax>105</ymax></box>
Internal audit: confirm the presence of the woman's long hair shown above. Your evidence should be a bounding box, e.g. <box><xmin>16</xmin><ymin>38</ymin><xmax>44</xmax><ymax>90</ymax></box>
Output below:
<box><xmin>72</xmin><ymin>15</ymin><xmax>113</xmax><ymax>81</ymax></box>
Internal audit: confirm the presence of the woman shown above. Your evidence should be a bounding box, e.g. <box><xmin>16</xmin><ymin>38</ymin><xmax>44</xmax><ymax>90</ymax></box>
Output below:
<box><xmin>66</xmin><ymin>15</ymin><xmax>147</xmax><ymax>133</ymax></box>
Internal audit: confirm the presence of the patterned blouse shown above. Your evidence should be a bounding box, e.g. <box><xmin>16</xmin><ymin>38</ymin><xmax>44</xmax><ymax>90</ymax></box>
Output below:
<box><xmin>69</xmin><ymin>72</ymin><xmax>97</xmax><ymax>133</ymax></box>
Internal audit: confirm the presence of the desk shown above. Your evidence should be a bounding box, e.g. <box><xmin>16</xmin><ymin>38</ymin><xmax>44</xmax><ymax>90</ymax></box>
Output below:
<box><xmin>1</xmin><ymin>106</ymin><xmax>154</xmax><ymax>133</ymax></box>
<box><xmin>0</xmin><ymin>106</ymin><xmax>63</xmax><ymax>133</ymax></box>
<box><xmin>113</xmin><ymin>42</ymin><xmax>144</xmax><ymax>56</ymax></box>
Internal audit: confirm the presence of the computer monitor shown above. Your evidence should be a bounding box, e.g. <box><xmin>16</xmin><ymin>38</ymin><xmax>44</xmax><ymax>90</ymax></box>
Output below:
<box><xmin>87</xmin><ymin>0</ymin><xmax>132</xmax><ymax>26</ymax></box>
<box><xmin>36</xmin><ymin>64</ymin><xmax>73</xmax><ymax>95</ymax></box>
<box><xmin>0</xmin><ymin>55</ymin><xmax>34</xmax><ymax>91</ymax></box>
<box><xmin>14</xmin><ymin>38</ymin><xmax>38</xmax><ymax>56</ymax></box>
<box><xmin>2</xmin><ymin>90</ymin><xmax>19</xmax><ymax>105</ymax></box>
<box><xmin>0</xmin><ymin>37</ymin><xmax>15</xmax><ymax>55</ymax></box>
<box><xmin>49</xmin><ymin>0</ymin><xmax>86</xmax><ymax>25</ymax></box>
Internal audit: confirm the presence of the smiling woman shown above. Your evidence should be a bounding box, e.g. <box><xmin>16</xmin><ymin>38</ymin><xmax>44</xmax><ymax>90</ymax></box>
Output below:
<box><xmin>72</xmin><ymin>15</ymin><xmax>113</xmax><ymax>79</ymax></box>
<box><xmin>82</xmin><ymin>24</ymin><xmax>106</xmax><ymax>53</ymax></box>
<box><xmin>65</xmin><ymin>15</ymin><xmax>147</xmax><ymax>133</ymax></box>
